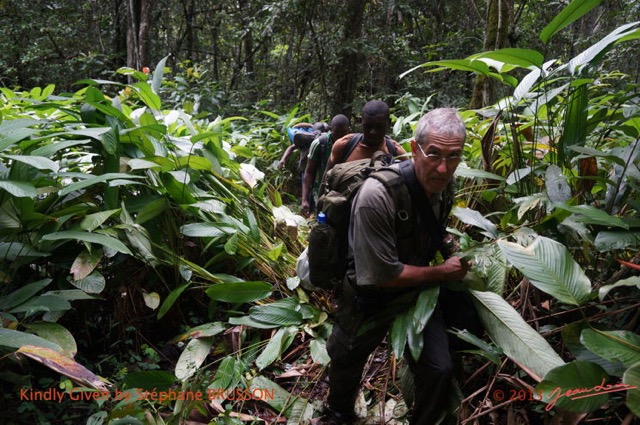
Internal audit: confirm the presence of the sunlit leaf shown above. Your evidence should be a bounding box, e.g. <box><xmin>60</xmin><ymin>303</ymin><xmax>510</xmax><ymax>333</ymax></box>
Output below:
<box><xmin>540</xmin><ymin>0</ymin><xmax>602</xmax><ymax>43</ymax></box>
<box><xmin>175</xmin><ymin>337</ymin><xmax>214</xmax><ymax>381</ymax></box>
<box><xmin>470</xmin><ymin>290</ymin><xmax>564</xmax><ymax>379</ymax></box>
<box><xmin>471</xmin><ymin>48</ymin><xmax>544</xmax><ymax>68</ymax></box>
<box><xmin>3</xmin><ymin>155</ymin><xmax>59</xmax><ymax>172</ymax></box>
<box><xmin>598</xmin><ymin>276</ymin><xmax>640</xmax><ymax>301</ymax></box>
<box><xmin>453</xmin><ymin>207</ymin><xmax>498</xmax><ymax>238</ymax></box>
<box><xmin>498</xmin><ymin>237</ymin><xmax>592</xmax><ymax>306</ymax></box>
<box><xmin>0</xmin><ymin>180</ymin><xmax>37</xmax><ymax>198</ymax></box>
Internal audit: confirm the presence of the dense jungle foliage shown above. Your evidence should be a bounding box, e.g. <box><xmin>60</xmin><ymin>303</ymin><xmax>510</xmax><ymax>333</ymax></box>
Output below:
<box><xmin>1</xmin><ymin>0</ymin><xmax>639</xmax><ymax>424</ymax></box>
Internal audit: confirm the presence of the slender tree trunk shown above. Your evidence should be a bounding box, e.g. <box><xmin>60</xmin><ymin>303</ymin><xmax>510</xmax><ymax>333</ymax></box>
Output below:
<box><xmin>470</xmin><ymin>0</ymin><xmax>513</xmax><ymax>109</ymax></box>
<box><xmin>332</xmin><ymin>0</ymin><xmax>368</xmax><ymax>117</ymax></box>
<box><xmin>126</xmin><ymin>0</ymin><xmax>151</xmax><ymax>71</ymax></box>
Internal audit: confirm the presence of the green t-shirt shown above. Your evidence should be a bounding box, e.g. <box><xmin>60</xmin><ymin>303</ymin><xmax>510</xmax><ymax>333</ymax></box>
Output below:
<box><xmin>307</xmin><ymin>132</ymin><xmax>334</xmax><ymax>189</ymax></box>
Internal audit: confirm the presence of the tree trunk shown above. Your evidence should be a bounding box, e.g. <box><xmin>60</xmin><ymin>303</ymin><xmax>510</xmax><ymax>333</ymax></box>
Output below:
<box><xmin>126</xmin><ymin>0</ymin><xmax>151</xmax><ymax>71</ymax></box>
<box><xmin>469</xmin><ymin>0</ymin><xmax>513</xmax><ymax>109</ymax></box>
<box><xmin>332</xmin><ymin>0</ymin><xmax>368</xmax><ymax>117</ymax></box>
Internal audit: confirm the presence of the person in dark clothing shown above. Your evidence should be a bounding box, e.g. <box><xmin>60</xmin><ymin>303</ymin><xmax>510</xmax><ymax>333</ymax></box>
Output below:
<box><xmin>325</xmin><ymin>108</ymin><xmax>473</xmax><ymax>424</ymax></box>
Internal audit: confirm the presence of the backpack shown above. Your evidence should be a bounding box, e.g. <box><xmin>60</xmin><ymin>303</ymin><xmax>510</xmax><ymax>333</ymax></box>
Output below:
<box><xmin>306</xmin><ymin>154</ymin><xmax>450</xmax><ymax>290</ymax></box>
<box><xmin>287</xmin><ymin>127</ymin><xmax>318</xmax><ymax>150</ymax></box>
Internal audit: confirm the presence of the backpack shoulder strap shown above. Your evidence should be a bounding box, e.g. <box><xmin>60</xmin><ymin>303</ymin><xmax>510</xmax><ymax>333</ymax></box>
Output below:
<box><xmin>397</xmin><ymin>160</ymin><xmax>448</xmax><ymax>256</ymax></box>
<box><xmin>341</xmin><ymin>133</ymin><xmax>363</xmax><ymax>163</ymax></box>
<box><xmin>384</xmin><ymin>137</ymin><xmax>398</xmax><ymax>157</ymax></box>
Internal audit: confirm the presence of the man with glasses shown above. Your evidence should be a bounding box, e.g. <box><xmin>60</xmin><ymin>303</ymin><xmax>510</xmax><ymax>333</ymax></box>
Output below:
<box><xmin>325</xmin><ymin>108</ymin><xmax>474</xmax><ymax>424</ymax></box>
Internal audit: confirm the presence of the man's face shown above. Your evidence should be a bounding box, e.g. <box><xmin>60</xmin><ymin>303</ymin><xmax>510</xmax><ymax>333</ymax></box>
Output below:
<box><xmin>361</xmin><ymin>113</ymin><xmax>388</xmax><ymax>147</ymax></box>
<box><xmin>412</xmin><ymin>133</ymin><xmax>464</xmax><ymax>195</ymax></box>
<box><xmin>332</xmin><ymin>124</ymin><xmax>349</xmax><ymax>141</ymax></box>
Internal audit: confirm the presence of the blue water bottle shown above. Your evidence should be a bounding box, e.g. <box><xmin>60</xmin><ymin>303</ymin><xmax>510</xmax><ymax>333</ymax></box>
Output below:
<box><xmin>317</xmin><ymin>211</ymin><xmax>327</xmax><ymax>224</ymax></box>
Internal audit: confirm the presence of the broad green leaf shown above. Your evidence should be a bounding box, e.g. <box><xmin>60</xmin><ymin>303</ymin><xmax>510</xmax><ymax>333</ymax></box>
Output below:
<box><xmin>0</xmin><ymin>242</ymin><xmax>48</xmax><ymax>260</ymax></box>
<box><xmin>122</xmin><ymin>371</ymin><xmax>175</xmax><ymax>392</ymax></box>
<box><xmin>173</xmin><ymin>322</ymin><xmax>226</xmax><ymax>342</ymax></box>
<box><xmin>623</xmin><ymin>363</ymin><xmax>640</xmax><ymax>416</ymax></box>
<box><xmin>536</xmin><ymin>361</ymin><xmax>608</xmax><ymax>412</ymax></box>
<box><xmin>3</xmin><ymin>155</ymin><xmax>59</xmax><ymax>172</ymax></box>
<box><xmin>0</xmin><ymin>328</ymin><xmax>63</xmax><ymax>352</ymax></box>
<box><xmin>471</xmin><ymin>48</ymin><xmax>544</xmax><ymax>69</ymax></box>
<box><xmin>71</xmin><ymin>271</ymin><xmax>107</xmax><ymax>294</ymax></box>
<box><xmin>249</xmin><ymin>375</ymin><xmax>313</xmax><ymax>420</ymax></box>
<box><xmin>151</xmin><ymin>55</ymin><xmax>170</xmax><ymax>96</ymax></box>
<box><xmin>0</xmin><ymin>279</ymin><xmax>51</xmax><ymax>310</ymax></box>
<box><xmin>58</xmin><ymin>173</ymin><xmax>144</xmax><ymax>197</ymax></box>
<box><xmin>594</xmin><ymin>231</ymin><xmax>640</xmax><ymax>252</ymax></box>
<box><xmin>132</xmin><ymin>82</ymin><xmax>161</xmax><ymax>111</ymax></box>
<box><xmin>9</xmin><ymin>295</ymin><xmax>71</xmax><ymax>315</ymax></box>
<box><xmin>205</xmin><ymin>281</ymin><xmax>272</xmax><ymax>303</ymax></box>
<box><xmin>175</xmin><ymin>336</ymin><xmax>214</xmax><ymax>381</ymax></box>
<box><xmin>540</xmin><ymin>0</ymin><xmax>601</xmax><ymax>43</ymax></box>
<box><xmin>447</xmin><ymin>328</ymin><xmax>503</xmax><ymax>365</ymax></box>
<box><xmin>180</xmin><ymin>223</ymin><xmax>228</xmax><ymax>238</ymax></box>
<box><xmin>175</xmin><ymin>155</ymin><xmax>215</xmax><ymax>171</ymax></box>
<box><xmin>598</xmin><ymin>276</ymin><xmax>640</xmax><ymax>301</ymax></box>
<box><xmin>224</xmin><ymin>233</ymin><xmax>239</xmax><ymax>255</ymax></box>
<box><xmin>41</xmin><ymin>231</ymin><xmax>132</xmax><ymax>255</ymax></box>
<box><xmin>309</xmin><ymin>338</ymin><xmax>331</xmax><ymax>365</ymax></box>
<box><xmin>256</xmin><ymin>327</ymin><xmax>295</xmax><ymax>370</ymax></box>
<box><xmin>400</xmin><ymin>59</ymin><xmax>491</xmax><ymax>79</ymax></box>
<box><xmin>581</xmin><ymin>329</ymin><xmax>640</xmax><ymax>369</ymax></box>
<box><xmin>452</xmin><ymin>207</ymin><xmax>498</xmax><ymax>238</ymax></box>
<box><xmin>455</xmin><ymin>166</ymin><xmax>505</xmax><ymax>181</ymax></box>
<box><xmin>0</xmin><ymin>118</ymin><xmax>39</xmax><ymax>151</ymax></box>
<box><xmin>249</xmin><ymin>305</ymin><xmax>303</xmax><ymax>326</ymax></box>
<box><xmin>17</xmin><ymin>345</ymin><xmax>108</xmax><ymax>391</ymax></box>
<box><xmin>228</xmin><ymin>315</ymin><xmax>281</xmax><ymax>329</ymax></box>
<box><xmin>413</xmin><ymin>286</ymin><xmax>439</xmax><ymax>330</ymax></box>
<box><xmin>157</xmin><ymin>283</ymin><xmax>190</xmax><ymax>320</ymax></box>
<box><xmin>469</xmin><ymin>290</ymin><xmax>564</xmax><ymax>379</ymax></box>
<box><xmin>545</xmin><ymin>165</ymin><xmax>572</xmax><ymax>202</ymax></box>
<box><xmin>498</xmin><ymin>237</ymin><xmax>592</xmax><ymax>306</ymax></box>
<box><xmin>559</xmin><ymin>84</ymin><xmax>588</xmax><ymax>161</ymax></box>
<box><xmin>0</xmin><ymin>180</ymin><xmax>37</xmax><ymax>198</ymax></box>
<box><xmin>210</xmin><ymin>356</ymin><xmax>244</xmax><ymax>390</ymax></box>
<box><xmin>562</xmin><ymin>322</ymin><xmax>626</xmax><ymax>376</ymax></box>
<box><xmin>70</xmin><ymin>250</ymin><xmax>102</xmax><ymax>281</ymax></box>
<box><xmin>24</xmin><ymin>322</ymin><xmax>77</xmax><ymax>357</ymax></box>
<box><xmin>554</xmin><ymin>204</ymin><xmax>628</xmax><ymax>229</ymax></box>
<box><xmin>81</xmin><ymin>209</ymin><xmax>121</xmax><ymax>231</ymax></box>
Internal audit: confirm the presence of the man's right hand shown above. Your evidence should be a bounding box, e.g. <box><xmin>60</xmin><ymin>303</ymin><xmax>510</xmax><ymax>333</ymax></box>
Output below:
<box><xmin>440</xmin><ymin>256</ymin><xmax>471</xmax><ymax>281</ymax></box>
<box><xmin>300</xmin><ymin>200</ymin><xmax>310</xmax><ymax>217</ymax></box>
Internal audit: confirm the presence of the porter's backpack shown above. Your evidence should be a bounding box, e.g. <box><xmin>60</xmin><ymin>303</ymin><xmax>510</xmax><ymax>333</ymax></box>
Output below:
<box><xmin>307</xmin><ymin>151</ymin><xmax>452</xmax><ymax>290</ymax></box>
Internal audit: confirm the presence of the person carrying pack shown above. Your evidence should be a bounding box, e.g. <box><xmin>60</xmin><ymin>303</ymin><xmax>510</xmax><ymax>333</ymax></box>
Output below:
<box><xmin>300</xmin><ymin>114</ymin><xmax>351</xmax><ymax>217</ymax></box>
<box><xmin>321</xmin><ymin>108</ymin><xmax>480</xmax><ymax>425</ymax></box>
<box><xmin>324</xmin><ymin>100</ymin><xmax>407</xmax><ymax>173</ymax></box>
